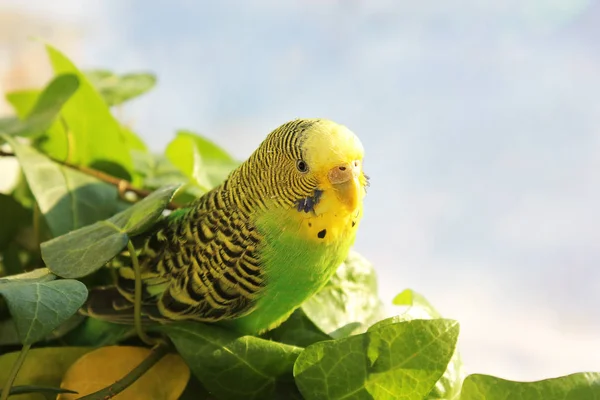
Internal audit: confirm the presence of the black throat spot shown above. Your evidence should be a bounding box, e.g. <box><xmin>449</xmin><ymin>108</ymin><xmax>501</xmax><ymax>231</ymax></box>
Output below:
<box><xmin>295</xmin><ymin>189</ymin><xmax>323</xmax><ymax>214</ymax></box>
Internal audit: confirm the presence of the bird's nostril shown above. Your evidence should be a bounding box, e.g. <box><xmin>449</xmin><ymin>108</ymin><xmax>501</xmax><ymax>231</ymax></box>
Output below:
<box><xmin>339</xmin><ymin>166</ymin><xmax>346</xmax><ymax>171</ymax></box>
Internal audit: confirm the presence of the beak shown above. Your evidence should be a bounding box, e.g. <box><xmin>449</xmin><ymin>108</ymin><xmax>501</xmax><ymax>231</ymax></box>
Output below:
<box><xmin>327</xmin><ymin>160</ymin><xmax>363</xmax><ymax>211</ymax></box>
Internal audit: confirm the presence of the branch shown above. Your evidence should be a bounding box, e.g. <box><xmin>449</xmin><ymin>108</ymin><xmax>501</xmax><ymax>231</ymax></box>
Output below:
<box><xmin>0</xmin><ymin>150</ymin><xmax>182</xmax><ymax>210</ymax></box>
<box><xmin>0</xmin><ymin>344</ymin><xmax>31</xmax><ymax>400</ymax></box>
<box><xmin>76</xmin><ymin>342</ymin><xmax>171</xmax><ymax>400</ymax></box>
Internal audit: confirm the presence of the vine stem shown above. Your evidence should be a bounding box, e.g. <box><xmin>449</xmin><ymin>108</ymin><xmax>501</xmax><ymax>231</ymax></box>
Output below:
<box><xmin>0</xmin><ymin>344</ymin><xmax>31</xmax><ymax>400</ymax></box>
<box><xmin>76</xmin><ymin>342</ymin><xmax>170</xmax><ymax>400</ymax></box>
<box><xmin>127</xmin><ymin>240</ymin><xmax>157</xmax><ymax>346</ymax></box>
<box><xmin>0</xmin><ymin>150</ymin><xmax>181</xmax><ymax>210</ymax></box>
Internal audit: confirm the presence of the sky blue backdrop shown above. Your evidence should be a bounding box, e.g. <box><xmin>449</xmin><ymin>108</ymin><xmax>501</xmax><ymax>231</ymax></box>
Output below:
<box><xmin>5</xmin><ymin>0</ymin><xmax>600</xmax><ymax>380</ymax></box>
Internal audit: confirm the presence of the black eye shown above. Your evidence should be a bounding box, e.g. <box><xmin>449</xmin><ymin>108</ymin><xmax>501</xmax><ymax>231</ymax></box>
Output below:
<box><xmin>296</xmin><ymin>159</ymin><xmax>309</xmax><ymax>173</ymax></box>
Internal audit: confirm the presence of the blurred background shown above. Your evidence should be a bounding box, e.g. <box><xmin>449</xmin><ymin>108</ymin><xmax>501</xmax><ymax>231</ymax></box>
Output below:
<box><xmin>1</xmin><ymin>0</ymin><xmax>599</xmax><ymax>381</ymax></box>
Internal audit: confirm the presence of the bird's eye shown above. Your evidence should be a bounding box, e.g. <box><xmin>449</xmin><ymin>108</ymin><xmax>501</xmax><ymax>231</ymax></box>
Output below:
<box><xmin>296</xmin><ymin>159</ymin><xmax>309</xmax><ymax>173</ymax></box>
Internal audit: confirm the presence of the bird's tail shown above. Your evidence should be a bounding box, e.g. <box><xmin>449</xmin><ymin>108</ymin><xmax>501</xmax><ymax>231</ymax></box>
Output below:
<box><xmin>79</xmin><ymin>286</ymin><xmax>158</xmax><ymax>325</ymax></box>
<box><xmin>80</xmin><ymin>284</ymin><xmax>165</xmax><ymax>325</ymax></box>
<box><xmin>80</xmin><ymin>220</ymin><xmax>174</xmax><ymax>324</ymax></box>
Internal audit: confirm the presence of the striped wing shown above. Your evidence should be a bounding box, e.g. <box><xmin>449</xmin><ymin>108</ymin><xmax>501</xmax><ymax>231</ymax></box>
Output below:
<box><xmin>117</xmin><ymin>191</ymin><xmax>265</xmax><ymax>322</ymax></box>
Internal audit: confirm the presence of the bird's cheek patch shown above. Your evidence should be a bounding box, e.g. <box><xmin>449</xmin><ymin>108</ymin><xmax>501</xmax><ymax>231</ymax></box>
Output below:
<box><xmin>295</xmin><ymin>189</ymin><xmax>323</xmax><ymax>213</ymax></box>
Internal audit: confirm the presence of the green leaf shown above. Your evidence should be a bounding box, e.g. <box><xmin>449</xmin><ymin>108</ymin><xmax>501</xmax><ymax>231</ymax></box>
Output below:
<box><xmin>7</xmin><ymin>86</ymin><xmax>68</xmax><ymax>162</ymax></box>
<box><xmin>0</xmin><ymin>318</ymin><xmax>20</xmax><ymax>346</ymax></box>
<box><xmin>132</xmin><ymin>151</ymin><xmax>200</xmax><ymax>204</ymax></box>
<box><xmin>373</xmin><ymin>289</ymin><xmax>466</xmax><ymax>400</ymax></box>
<box><xmin>263</xmin><ymin>253</ymin><xmax>388</xmax><ymax>349</ymax></box>
<box><xmin>6</xmin><ymin>89</ymin><xmax>40</xmax><ymax>117</ymax></box>
<box><xmin>166</xmin><ymin>130</ymin><xmax>238</xmax><ymax>191</ymax></box>
<box><xmin>110</xmin><ymin>184</ymin><xmax>180</xmax><ymax>235</ymax></box>
<box><xmin>0</xmin><ymin>74</ymin><xmax>79</xmax><ymax>138</ymax></box>
<box><xmin>132</xmin><ymin>151</ymin><xmax>187</xmax><ymax>187</ymax></box>
<box><xmin>302</xmin><ymin>250</ymin><xmax>387</xmax><ymax>339</ymax></box>
<box><xmin>0</xmin><ymin>347</ymin><xmax>91</xmax><ymax>400</ymax></box>
<box><xmin>0</xmin><ymin>267</ymin><xmax>55</xmax><ymax>283</ymax></box>
<box><xmin>41</xmin><ymin>222</ymin><xmax>127</xmax><ymax>279</ymax></box>
<box><xmin>179</xmin><ymin>376</ymin><xmax>211</xmax><ymax>400</ymax></box>
<box><xmin>41</xmin><ymin>184</ymin><xmax>181</xmax><ymax>278</ymax></box>
<box><xmin>0</xmin><ymin>193</ymin><xmax>29</xmax><ymax>251</ymax></box>
<box><xmin>160</xmin><ymin>322</ymin><xmax>302</xmax><ymax>400</ymax></box>
<box><xmin>460</xmin><ymin>373</ymin><xmax>600</xmax><ymax>400</ymax></box>
<box><xmin>59</xmin><ymin>317</ymin><xmax>135</xmax><ymax>347</ymax></box>
<box><xmin>4</xmin><ymin>136</ymin><xmax>121</xmax><ymax>237</ymax></box>
<box><xmin>392</xmin><ymin>288</ymin><xmax>442</xmax><ymax>318</ymax></box>
<box><xmin>122</xmin><ymin>127</ymin><xmax>148</xmax><ymax>152</ymax></box>
<box><xmin>294</xmin><ymin>318</ymin><xmax>460</xmax><ymax>400</ymax></box>
<box><xmin>33</xmin><ymin>118</ymin><xmax>70</xmax><ymax>161</ymax></box>
<box><xmin>45</xmin><ymin>43</ymin><xmax>134</xmax><ymax>179</ymax></box>
<box><xmin>0</xmin><ymin>243</ymin><xmax>39</xmax><ymax>278</ymax></box>
<box><xmin>85</xmin><ymin>69</ymin><xmax>157</xmax><ymax>106</ymax></box>
<box><xmin>0</xmin><ymin>270</ymin><xmax>88</xmax><ymax>344</ymax></box>
<box><xmin>265</xmin><ymin>308</ymin><xmax>331</xmax><ymax>348</ymax></box>
<box><xmin>42</xmin><ymin>314</ymin><xmax>86</xmax><ymax>342</ymax></box>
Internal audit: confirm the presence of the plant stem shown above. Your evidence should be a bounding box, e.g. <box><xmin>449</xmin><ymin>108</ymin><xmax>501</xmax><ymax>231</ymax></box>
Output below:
<box><xmin>77</xmin><ymin>342</ymin><xmax>170</xmax><ymax>400</ymax></box>
<box><xmin>32</xmin><ymin>202</ymin><xmax>41</xmax><ymax>250</ymax></box>
<box><xmin>0</xmin><ymin>150</ymin><xmax>181</xmax><ymax>210</ymax></box>
<box><xmin>127</xmin><ymin>240</ymin><xmax>156</xmax><ymax>346</ymax></box>
<box><xmin>0</xmin><ymin>344</ymin><xmax>31</xmax><ymax>400</ymax></box>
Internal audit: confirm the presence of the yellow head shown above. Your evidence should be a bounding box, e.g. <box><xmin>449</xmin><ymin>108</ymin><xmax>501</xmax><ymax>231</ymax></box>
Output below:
<box><xmin>298</xmin><ymin>119</ymin><xmax>366</xmax><ymax>213</ymax></box>
<box><xmin>237</xmin><ymin>118</ymin><xmax>368</xmax><ymax>242</ymax></box>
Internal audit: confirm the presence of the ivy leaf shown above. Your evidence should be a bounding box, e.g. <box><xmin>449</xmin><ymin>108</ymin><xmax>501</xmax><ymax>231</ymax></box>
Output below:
<box><xmin>0</xmin><ymin>269</ymin><xmax>88</xmax><ymax>344</ymax></box>
<box><xmin>166</xmin><ymin>130</ymin><xmax>239</xmax><ymax>191</ymax></box>
<box><xmin>0</xmin><ymin>74</ymin><xmax>79</xmax><ymax>138</ymax></box>
<box><xmin>460</xmin><ymin>372</ymin><xmax>600</xmax><ymax>400</ymax></box>
<box><xmin>4</xmin><ymin>136</ymin><xmax>121</xmax><ymax>237</ymax></box>
<box><xmin>160</xmin><ymin>322</ymin><xmax>302</xmax><ymax>400</ymax></box>
<box><xmin>41</xmin><ymin>184</ymin><xmax>181</xmax><ymax>278</ymax></box>
<box><xmin>85</xmin><ymin>69</ymin><xmax>157</xmax><ymax>106</ymax></box>
<box><xmin>294</xmin><ymin>318</ymin><xmax>459</xmax><ymax>400</ymax></box>
<box><xmin>302</xmin><ymin>251</ymin><xmax>387</xmax><ymax>339</ymax></box>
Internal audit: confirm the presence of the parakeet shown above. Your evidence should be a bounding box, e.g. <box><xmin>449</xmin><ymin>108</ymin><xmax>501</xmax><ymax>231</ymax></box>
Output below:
<box><xmin>84</xmin><ymin>118</ymin><xmax>368</xmax><ymax>335</ymax></box>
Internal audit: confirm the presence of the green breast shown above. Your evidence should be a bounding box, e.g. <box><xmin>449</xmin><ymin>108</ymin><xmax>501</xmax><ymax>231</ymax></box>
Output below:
<box><xmin>230</xmin><ymin>210</ymin><xmax>356</xmax><ymax>334</ymax></box>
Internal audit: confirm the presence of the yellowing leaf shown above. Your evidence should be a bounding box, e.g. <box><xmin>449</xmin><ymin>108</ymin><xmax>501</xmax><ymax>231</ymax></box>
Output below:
<box><xmin>0</xmin><ymin>347</ymin><xmax>92</xmax><ymax>400</ymax></box>
<box><xmin>58</xmin><ymin>346</ymin><xmax>190</xmax><ymax>400</ymax></box>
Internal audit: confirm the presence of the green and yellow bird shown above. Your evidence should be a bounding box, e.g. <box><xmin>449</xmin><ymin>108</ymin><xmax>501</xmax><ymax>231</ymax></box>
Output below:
<box><xmin>85</xmin><ymin>118</ymin><xmax>368</xmax><ymax>334</ymax></box>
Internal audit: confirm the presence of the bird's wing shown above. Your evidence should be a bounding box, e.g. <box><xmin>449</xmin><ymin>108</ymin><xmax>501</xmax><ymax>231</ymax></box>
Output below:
<box><xmin>85</xmin><ymin>192</ymin><xmax>265</xmax><ymax>324</ymax></box>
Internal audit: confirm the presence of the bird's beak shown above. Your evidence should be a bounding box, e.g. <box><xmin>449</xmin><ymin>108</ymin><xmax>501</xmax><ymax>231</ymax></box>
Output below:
<box><xmin>328</xmin><ymin>160</ymin><xmax>363</xmax><ymax>211</ymax></box>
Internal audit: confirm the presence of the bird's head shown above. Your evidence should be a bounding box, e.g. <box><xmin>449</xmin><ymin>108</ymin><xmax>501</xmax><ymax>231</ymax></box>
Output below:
<box><xmin>245</xmin><ymin>119</ymin><xmax>368</xmax><ymax>216</ymax></box>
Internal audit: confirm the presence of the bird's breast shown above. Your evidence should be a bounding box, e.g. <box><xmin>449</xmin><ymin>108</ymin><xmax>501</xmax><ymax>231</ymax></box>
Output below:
<box><xmin>294</xmin><ymin>188</ymin><xmax>363</xmax><ymax>245</ymax></box>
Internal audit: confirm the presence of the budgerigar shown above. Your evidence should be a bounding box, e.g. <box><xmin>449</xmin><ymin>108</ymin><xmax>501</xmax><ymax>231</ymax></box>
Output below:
<box><xmin>84</xmin><ymin>118</ymin><xmax>368</xmax><ymax>334</ymax></box>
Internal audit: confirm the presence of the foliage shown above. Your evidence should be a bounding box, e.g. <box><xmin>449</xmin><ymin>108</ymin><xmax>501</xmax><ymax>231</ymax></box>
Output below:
<box><xmin>0</xmin><ymin>43</ymin><xmax>598</xmax><ymax>400</ymax></box>
<box><xmin>57</xmin><ymin>346</ymin><xmax>189</xmax><ymax>399</ymax></box>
